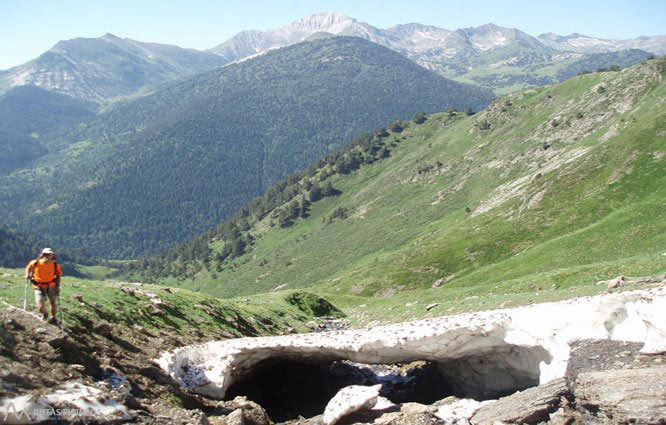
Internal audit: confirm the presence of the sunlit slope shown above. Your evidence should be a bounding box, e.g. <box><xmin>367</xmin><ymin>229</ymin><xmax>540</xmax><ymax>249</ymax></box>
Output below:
<box><xmin>152</xmin><ymin>58</ymin><xmax>666</xmax><ymax>299</ymax></box>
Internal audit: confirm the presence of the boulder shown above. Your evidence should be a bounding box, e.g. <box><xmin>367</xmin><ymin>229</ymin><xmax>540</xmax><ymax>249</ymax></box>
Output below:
<box><xmin>607</xmin><ymin>275</ymin><xmax>626</xmax><ymax>289</ymax></box>
<box><xmin>573</xmin><ymin>366</ymin><xmax>666</xmax><ymax>424</ymax></box>
<box><xmin>470</xmin><ymin>378</ymin><xmax>568</xmax><ymax>424</ymax></box>
<box><xmin>217</xmin><ymin>396</ymin><xmax>270</xmax><ymax>425</ymax></box>
<box><xmin>322</xmin><ymin>384</ymin><xmax>381</xmax><ymax>425</ymax></box>
<box><xmin>93</xmin><ymin>320</ymin><xmax>113</xmax><ymax>337</ymax></box>
<box><xmin>435</xmin><ymin>397</ymin><xmax>489</xmax><ymax>424</ymax></box>
<box><xmin>224</xmin><ymin>408</ymin><xmax>245</xmax><ymax>425</ymax></box>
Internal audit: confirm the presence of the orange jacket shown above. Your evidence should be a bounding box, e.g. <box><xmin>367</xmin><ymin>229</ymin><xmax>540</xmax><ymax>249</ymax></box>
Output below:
<box><xmin>26</xmin><ymin>259</ymin><xmax>62</xmax><ymax>287</ymax></box>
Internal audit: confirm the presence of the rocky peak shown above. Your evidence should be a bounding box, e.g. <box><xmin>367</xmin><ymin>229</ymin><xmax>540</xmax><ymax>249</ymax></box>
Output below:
<box><xmin>101</xmin><ymin>32</ymin><xmax>121</xmax><ymax>40</ymax></box>
<box><xmin>385</xmin><ymin>23</ymin><xmax>454</xmax><ymax>50</ymax></box>
<box><xmin>461</xmin><ymin>23</ymin><xmax>546</xmax><ymax>51</ymax></box>
<box><xmin>288</xmin><ymin>12</ymin><xmax>358</xmax><ymax>32</ymax></box>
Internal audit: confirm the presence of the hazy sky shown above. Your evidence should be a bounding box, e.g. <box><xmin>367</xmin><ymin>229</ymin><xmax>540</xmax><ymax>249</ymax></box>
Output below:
<box><xmin>2</xmin><ymin>0</ymin><xmax>665</xmax><ymax>70</ymax></box>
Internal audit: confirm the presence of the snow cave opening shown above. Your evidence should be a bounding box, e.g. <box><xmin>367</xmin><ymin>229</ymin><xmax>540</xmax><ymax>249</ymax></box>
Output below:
<box><xmin>223</xmin><ymin>345</ymin><xmax>549</xmax><ymax>422</ymax></box>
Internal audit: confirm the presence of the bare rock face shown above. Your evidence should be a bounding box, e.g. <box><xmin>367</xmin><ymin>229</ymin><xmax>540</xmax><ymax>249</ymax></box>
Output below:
<box><xmin>573</xmin><ymin>366</ymin><xmax>666</xmax><ymax>424</ymax></box>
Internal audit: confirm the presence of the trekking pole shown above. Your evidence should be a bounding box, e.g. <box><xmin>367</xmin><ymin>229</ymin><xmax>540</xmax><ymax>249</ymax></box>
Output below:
<box><xmin>23</xmin><ymin>278</ymin><xmax>28</xmax><ymax>311</ymax></box>
<box><xmin>57</xmin><ymin>295</ymin><xmax>64</xmax><ymax>331</ymax></box>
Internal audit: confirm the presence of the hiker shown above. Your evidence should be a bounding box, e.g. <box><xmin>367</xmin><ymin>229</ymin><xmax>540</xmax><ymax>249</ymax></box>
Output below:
<box><xmin>25</xmin><ymin>248</ymin><xmax>62</xmax><ymax>323</ymax></box>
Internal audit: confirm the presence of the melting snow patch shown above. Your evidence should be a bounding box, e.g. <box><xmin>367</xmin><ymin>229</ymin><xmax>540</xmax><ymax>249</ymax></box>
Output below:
<box><xmin>0</xmin><ymin>382</ymin><xmax>131</xmax><ymax>423</ymax></box>
<box><xmin>323</xmin><ymin>384</ymin><xmax>381</xmax><ymax>425</ymax></box>
<box><xmin>158</xmin><ymin>287</ymin><xmax>666</xmax><ymax>400</ymax></box>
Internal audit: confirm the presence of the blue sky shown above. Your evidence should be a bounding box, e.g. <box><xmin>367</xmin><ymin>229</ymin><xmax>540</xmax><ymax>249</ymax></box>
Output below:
<box><xmin>1</xmin><ymin>0</ymin><xmax>665</xmax><ymax>70</ymax></box>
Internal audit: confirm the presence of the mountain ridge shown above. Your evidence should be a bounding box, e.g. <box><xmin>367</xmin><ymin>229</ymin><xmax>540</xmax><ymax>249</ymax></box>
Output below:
<box><xmin>538</xmin><ymin>31</ymin><xmax>666</xmax><ymax>55</ymax></box>
<box><xmin>209</xmin><ymin>13</ymin><xmax>660</xmax><ymax>94</ymax></box>
<box><xmin>0</xmin><ymin>33</ymin><xmax>228</xmax><ymax>102</ymax></box>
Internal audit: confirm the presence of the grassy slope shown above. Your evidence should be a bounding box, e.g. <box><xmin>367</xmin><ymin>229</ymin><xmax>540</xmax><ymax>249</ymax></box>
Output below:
<box><xmin>159</xmin><ymin>58</ymin><xmax>666</xmax><ymax>324</ymax></box>
<box><xmin>0</xmin><ymin>267</ymin><xmax>340</xmax><ymax>339</ymax></box>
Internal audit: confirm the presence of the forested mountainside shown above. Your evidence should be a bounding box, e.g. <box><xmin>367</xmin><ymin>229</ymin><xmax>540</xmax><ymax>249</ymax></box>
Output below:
<box><xmin>0</xmin><ymin>224</ymin><xmax>46</xmax><ymax>269</ymax></box>
<box><xmin>0</xmin><ymin>33</ymin><xmax>228</xmax><ymax>103</ymax></box>
<box><xmin>0</xmin><ymin>223</ymin><xmax>89</xmax><ymax>276</ymax></box>
<box><xmin>126</xmin><ymin>58</ymin><xmax>666</xmax><ymax>300</ymax></box>
<box><xmin>0</xmin><ymin>37</ymin><xmax>494</xmax><ymax>259</ymax></box>
<box><xmin>0</xmin><ymin>86</ymin><xmax>96</xmax><ymax>175</ymax></box>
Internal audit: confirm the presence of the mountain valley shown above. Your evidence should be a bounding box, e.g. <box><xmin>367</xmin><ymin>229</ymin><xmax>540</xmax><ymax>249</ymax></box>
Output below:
<box><xmin>1</xmin><ymin>7</ymin><xmax>666</xmax><ymax>424</ymax></box>
<box><xmin>129</xmin><ymin>58</ymin><xmax>666</xmax><ymax>314</ymax></box>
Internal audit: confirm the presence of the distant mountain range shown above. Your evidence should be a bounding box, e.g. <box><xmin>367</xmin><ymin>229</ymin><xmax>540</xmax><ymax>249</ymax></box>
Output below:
<box><xmin>0</xmin><ymin>37</ymin><xmax>493</xmax><ymax>258</ymax></box>
<box><xmin>210</xmin><ymin>13</ymin><xmax>661</xmax><ymax>94</ymax></box>
<box><xmin>0</xmin><ymin>34</ymin><xmax>227</xmax><ymax>103</ymax></box>
<box><xmin>1</xmin><ymin>13</ymin><xmax>662</xmax><ymax>101</ymax></box>
<box><xmin>538</xmin><ymin>32</ymin><xmax>666</xmax><ymax>55</ymax></box>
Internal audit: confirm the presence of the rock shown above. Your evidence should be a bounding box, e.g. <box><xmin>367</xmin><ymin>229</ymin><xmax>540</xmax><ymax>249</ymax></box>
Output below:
<box><xmin>431</xmin><ymin>278</ymin><xmax>445</xmax><ymax>288</ymax></box>
<box><xmin>573</xmin><ymin>366</ymin><xmax>666</xmax><ymax>424</ymax></box>
<box><xmin>121</xmin><ymin>287</ymin><xmax>136</xmax><ymax>295</ymax></box>
<box><xmin>322</xmin><ymin>384</ymin><xmax>381</xmax><ymax>425</ymax></box>
<box><xmin>2</xmin><ymin>273</ymin><xmax>12</xmax><ymax>278</ymax></box>
<box><xmin>217</xmin><ymin>396</ymin><xmax>270</xmax><ymax>425</ymax></box>
<box><xmin>634</xmin><ymin>276</ymin><xmax>662</xmax><ymax>284</ymax></box>
<box><xmin>607</xmin><ymin>275</ymin><xmax>626</xmax><ymax>289</ymax></box>
<box><xmin>435</xmin><ymin>397</ymin><xmax>488</xmax><ymax>424</ymax></box>
<box><xmin>41</xmin><ymin>327</ymin><xmax>69</xmax><ymax>350</ymax></box>
<box><xmin>0</xmin><ymin>324</ymin><xmax>16</xmax><ymax>347</ymax></box>
<box><xmin>150</xmin><ymin>306</ymin><xmax>165</xmax><ymax>316</ymax></box>
<box><xmin>272</xmin><ymin>284</ymin><xmax>288</xmax><ymax>291</ymax></box>
<box><xmin>70</xmin><ymin>364</ymin><xmax>86</xmax><ymax>373</ymax></box>
<box><xmin>426</xmin><ymin>303</ymin><xmax>439</xmax><ymax>311</ymax></box>
<box><xmin>470</xmin><ymin>378</ymin><xmax>569</xmax><ymax>424</ymax></box>
<box><xmin>70</xmin><ymin>293</ymin><xmax>83</xmax><ymax>302</ymax></box>
<box><xmin>224</xmin><ymin>409</ymin><xmax>245</xmax><ymax>425</ymax></box>
<box><xmin>93</xmin><ymin>320</ymin><xmax>113</xmax><ymax>337</ymax></box>
<box><xmin>547</xmin><ymin>408</ymin><xmax>577</xmax><ymax>425</ymax></box>
<box><xmin>400</xmin><ymin>402</ymin><xmax>431</xmax><ymax>414</ymax></box>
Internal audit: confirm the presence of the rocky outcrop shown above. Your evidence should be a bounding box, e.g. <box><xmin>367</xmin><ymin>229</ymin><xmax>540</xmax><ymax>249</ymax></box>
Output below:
<box><xmin>573</xmin><ymin>366</ymin><xmax>666</xmax><ymax>424</ymax></box>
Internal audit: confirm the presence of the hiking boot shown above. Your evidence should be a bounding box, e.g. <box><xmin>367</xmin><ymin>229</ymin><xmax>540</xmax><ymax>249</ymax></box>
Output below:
<box><xmin>41</xmin><ymin>312</ymin><xmax>48</xmax><ymax>321</ymax></box>
<box><xmin>48</xmin><ymin>317</ymin><xmax>58</xmax><ymax>325</ymax></box>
